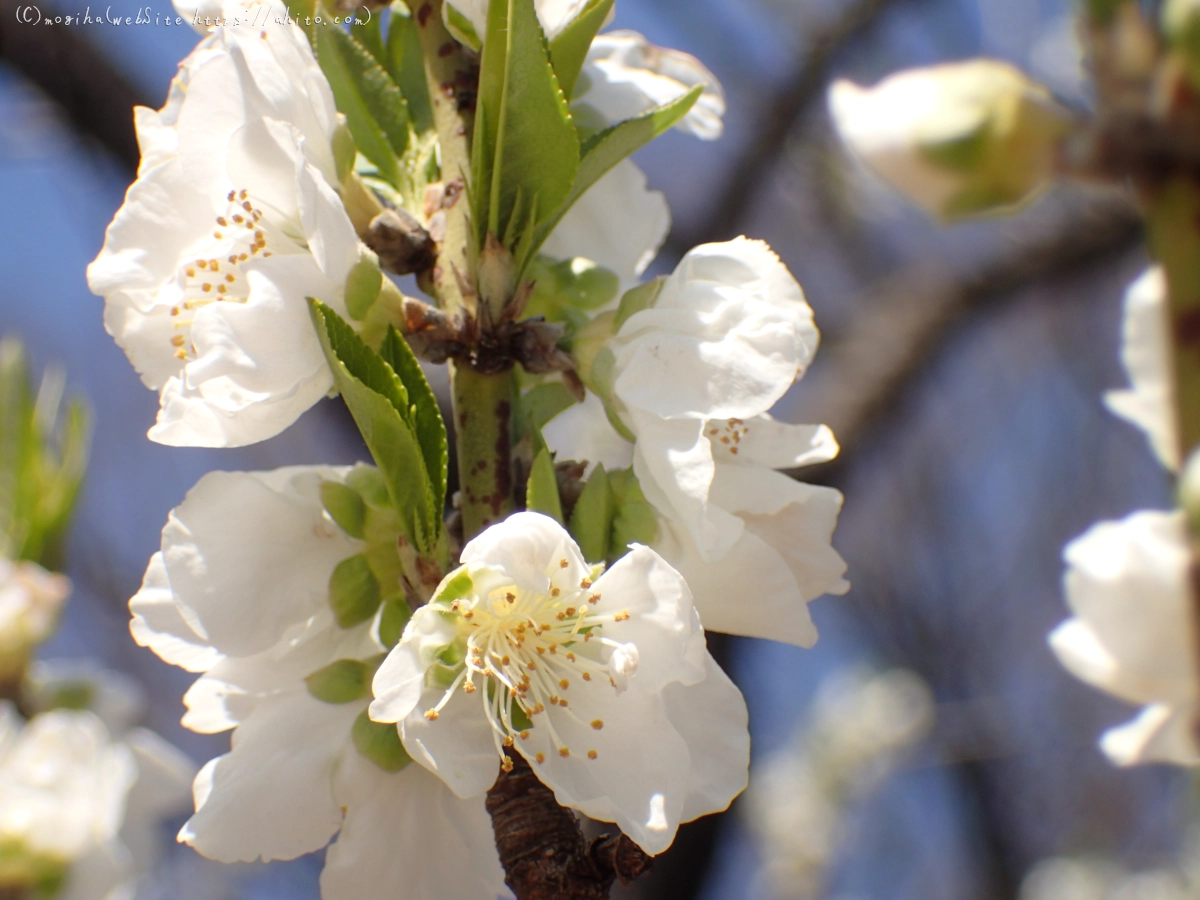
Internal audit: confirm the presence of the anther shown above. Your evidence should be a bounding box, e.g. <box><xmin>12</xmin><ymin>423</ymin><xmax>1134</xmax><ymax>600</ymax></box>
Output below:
<box><xmin>501</xmin><ymin>756</ymin><xmax>514</xmax><ymax>773</ymax></box>
<box><xmin>559</xmin><ymin>679</ymin><xmax>569</xmax><ymax>690</ymax></box>
<box><xmin>559</xmin><ymin>748</ymin><xmax>570</xmax><ymax>758</ymax></box>
<box><xmin>424</xmin><ymin>710</ymin><xmax>439</xmax><ymax>720</ymax></box>
<box><xmin>559</xmin><ymin>559</ymin><xmax>568</xmax><ymax>568</ymax></box>
<box><xmin>588</xmin><ymin>750</ymin><xmax>598</xmax><ymax>760</ymax></box>
<box><xmin>535</xmin><ymin>753</ymin><xmax>545</xmax><ymax>764</ymax></box>
<box><xmin>591</xmin><ymin>719</ymin><xmax>604</xmax><ymax>730</ymax></box>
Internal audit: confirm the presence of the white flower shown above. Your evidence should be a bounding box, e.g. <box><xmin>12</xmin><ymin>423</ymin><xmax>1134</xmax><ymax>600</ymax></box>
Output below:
<box><xmin>1049</xmin><ymin>510</ymin><xmax>1200</xmax><ymax>766</ymax></box>
<box><xmin>87</xmin><ymin>11</ymin><xmax>361</xmax><ymax>448</ymax></box>
<box><xmin>557</xmin><ymin>237</ymin><xmax>848</xmax><ymax>646</ymax></box>
<box><xmin>542</xmin><ymin>160</ymin><xmax>670</xmax><ymax>286</ymax></box>
<box><xmin>1105</xmin><ymin>267</ymin><xmax>1178</xmax><ymax>472</ymax></box>
<box><xmin>573</xmin><ymin>31</ymin><xmax>725</xmax><ymax>141</ymax></box>
<box><xmin>828</xmin><ymin>60</ymin><xmax>1069</xmax><ymax>219</ymax></box>
<box><xmin>129</xmin><ymin>465</ymin><xmax>508</xmax><ymax>899</ymax></box>
<box><xmin>0</xmin><ymin>557</ymin><xmax>70</xmax><ymax>679</ymax></box>
<box><xmin>370</xmin><ymin>512</ymin><xmax>749</xmax><ymax>855</ymax></box>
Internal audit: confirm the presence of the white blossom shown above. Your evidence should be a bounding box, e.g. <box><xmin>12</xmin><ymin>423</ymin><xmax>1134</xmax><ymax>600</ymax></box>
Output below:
<box><xmin>87</xmin><ymin>10</ymin><xmax>362</xmax><ymax>448</ymax></box>
<box><xmin>0</xmin><ymin>557</ymin><xmax>70</xmax><ymax>679</ymax></box>
<box><xmin>573</xmin><ymin>31</ymin><xmax>726</xmax><ymax>141</ymax></box>
<box><xmin>1105</xmin><ymin>267</ymin><xmax>1178</xmax><ymax>472</ymax></box>
<box><xmin>828</xmin><ymin>60</ymin><xmax>1070</xmax><ymax>219</ymax></box>
<box><xmin>1049</xmin><ymin>509</ymin><xmax>1200</xmax><ymax>766</ymax></box>
<box><xmin>555</xmin><ymin>237</ymin><xmax>848</xmax><ymax>646</ymax></box>
<box><xmin>129</xmin><ymin>466</ymin><xmax>508</xmax><ymax>900</ymax></box>
<box><xmin>370</xmin><ymin>512</ymin><xmax>749</xmax><ymax>856</ymax></box>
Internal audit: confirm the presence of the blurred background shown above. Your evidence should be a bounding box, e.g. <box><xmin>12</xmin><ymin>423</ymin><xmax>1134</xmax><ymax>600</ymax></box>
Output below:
<box><xmin>0</xmin><ymin>0</ymin><xmax>1184</xmax><ymax>898</ymax></box>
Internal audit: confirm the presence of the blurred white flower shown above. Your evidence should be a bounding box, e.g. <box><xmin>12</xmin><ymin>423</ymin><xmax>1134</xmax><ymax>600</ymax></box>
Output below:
<box><xmin>129</xmin><ymin>466</ymin><xmax>508</xmax><ymax>900</ymax></box>
<box><xmin>1050</xmin><ymin>509</ymin><xmax>1200</xmax><ymax>766</ymax></box>
<box><xmin>370</xmin><ymin>512</ymin><xmax>749</xmax><ymax>855</ymax></box>
<box><xmin>557</xmin><ymin>237</ymin><xmax>848</xmax><ymax>646</ymax></box>
<box><xmin>0</xmin><ymin>557</ymin><xmax>69</xmax><ymax>681</ymax></box>
<box><xmin>828</xmin><ymin>60</ymin><xmax>1070</xmax><ymax>219</ymax></box>
<box><xmin>87</xmin><ymin>10</ymin><xmax>361</xmax><ymax>448</ymax></box>
<box><xmin>1105</xmin><ymin>267</ymin><xmax>1178</xmax><ymax>472</ymax></box>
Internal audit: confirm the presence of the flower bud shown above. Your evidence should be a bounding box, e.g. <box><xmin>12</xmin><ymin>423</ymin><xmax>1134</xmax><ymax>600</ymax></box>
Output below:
<box><xmin>0</xmin><ymin>559</ymin><xmax>70</xmax><ymax>683</ymax></box>
<box><xmin>829</xmin><ymin>60</ymin><xmax>1073</xmax><ymax>220</ymax></box>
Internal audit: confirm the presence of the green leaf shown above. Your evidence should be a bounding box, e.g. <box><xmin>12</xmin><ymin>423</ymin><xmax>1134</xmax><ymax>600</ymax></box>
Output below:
<box><xmin>378</xmin><ymin>597</ymin><xmax>412</xmax><ymax>649</ymax></box>
<box><xmin>547</xmin><ymin>0</ymin><xmax>614</xmax><ymax>98</ymax></box>
<box><xmin>608</xmin><ymin>468</ymin><xmax>658</xmax><ymax>561</ymax></box>
<box><xmin>569</xmin><ymin>464</ymin><xmax>612</xmax><ymax>563</ymax></box>
<box><xmin>380</xmin><ymin>326</ymin><xmax>448</xmax><ymax>517</ymax></box>
<box><xmin>473</xmin><ymin>0</ymin><xmax>580</xmax><ymax>256</ymax></box>
<box><xmin>525</xmin><ymin>256</ymin><xmax>620</xmax><ymax>324</ymax></box>
<box><xmin>352</xmin><ymin>709</ymin><xmax>412</xmax><ymax>772</ymax></box>
<box><xmin>519</xmin><ymin>381</ymin><xmax>577</xmax><ymax>436</ymax></box>
<box><xmin>526</xmin><ymin>447</ymin><xmax>564</xmax><ymax>522</ymax></box>
<box><xmin>316</xmin><ymin>23</ymin><xmax>409</xmax><ymax>188</ymax></box>
<box><xmin>614</xmin><ymin>277</ymin><xmax>665</xmax><ymax>330</ymax></box>
<box><xmin>385</xmin><ymin>7</ymin><xmax>435</xmax><ymax>134</ymax></box>
<box><xmin>344</xmin><ymin>257</ymin><xmax>384</xmax><ymax>321</ymax></box>
<box><xmin>320</xmin><ymin>479</ymin><xmax>367</xmax><ymax>539</ymax></box>
<box><xmin>346</xmin><ymin>464</ymin><xmax>392</xmax><ymax>508</ymax></box>
<box><xmin>356</xmin><ymin>14</ymin><xmax>387</xmax><ymax>66</ymax></box>
<box><xmin>533</xmin><ymin>86</ymin><xmax>701</xmax><ymax>256</ymax></box>
<box><xmin>329</xmin><ymin>553</ymin><xmax>383</xmax><ymax>627</ymax></box>
<box><xmin>305</xmin><ymin>658</ymin><xmax>370</xmax><ymax>703</ymax></box>
<box><xmin>309</xmin><ymin>300</ymin><xmax>440</xmax><ymax>553</ymax></box>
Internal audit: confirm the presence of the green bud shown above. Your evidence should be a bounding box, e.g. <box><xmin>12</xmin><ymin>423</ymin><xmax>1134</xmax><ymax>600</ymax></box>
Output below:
<box><xmin>321</xmin><ymin>479</ymin><xmax>367</xmax><ymax>539</ymax></box>
<box><xmin>305</xmin><ymin>658</ymin><xmax>370</xmax><ymax>704</ymax></box>
<box><xmin>332</xmin><ymin>119</ymin><xmax>357</xmax><ymax>185</ymax></box>
<box><xmin>344</xmin><ymin>257</ymin><xmax>384</xmax><ymax>322</ymax></box>
<box><xmin>329</xmin><ymin>553</ymin><xmax>383</xmax><ymax>628</ymax></box>
<box><xmin>479</xmin><ymin>234</ymin><xmax>517</xmax><ymax>313</ymax></box>
<box><xmin>614</xmin><ymin>277</ymin><xmax>665</xmax><ymax>330</ymax></box>
<box><xmin>351</xmin><ymin>710</ymin><xmax>412</xmax><ymax>772</ymax></box>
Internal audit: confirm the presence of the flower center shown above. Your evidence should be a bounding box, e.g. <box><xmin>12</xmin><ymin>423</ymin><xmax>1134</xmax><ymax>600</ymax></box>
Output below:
<box><xmin>706</xmin><ymin>418</ymin><xmax>749</xmax><ymax>458</ymax></box>
<box><xmin>167</xmin><ymin>189</ymin><xmax>279</xmax><ymax>361</ymax></box>
<box><xmin>423</xmin><ymin>561</ymin><xmax>634</xmax><ymax>771</ymax></box>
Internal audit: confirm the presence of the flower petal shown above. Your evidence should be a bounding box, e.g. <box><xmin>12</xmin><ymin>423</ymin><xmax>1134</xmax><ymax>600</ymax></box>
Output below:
<box><xmin>129</xmin><ymin>553</ymin><xmax>222</xmax><ymax>673</ymax></box>
<box><xmin>401</xmin><ymin>685</ymin><xmax>501</xmax><ymax>800</ymax></box>
<box><xmin>460</xmin><ymin>512</ymin><xmax>589</xmax><ymax>596</ymax></box>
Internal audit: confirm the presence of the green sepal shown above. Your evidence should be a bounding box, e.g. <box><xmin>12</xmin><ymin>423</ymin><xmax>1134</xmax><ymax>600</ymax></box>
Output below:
<box><xmin>608</xmin><ymin>467</ymin><xmax>658</xmax><ymax>561</ymax></box>
<box><xmin>433</xmin><ymin>567</ymin><xmax>474</xmax><ymax>606</ymax></box>
<box><xmin>472</xmin><ymin>0</ymin><xmax>580</xmax><ymax>265</ymax></box>
<box><xmin>305</xmin><ymin>658</ymin><xmax>370</xmax><ymax>703</ymax></box>
<box><xmin>344</xmin><ymin>257</ymin><xmax>384</xmax><ymax>322</ymax></box>
<box><xmin>519</xmin><ymin>381</ymin><xmax>578</xmax><ymax>439</ymax></box>
<box><xmin>352</xmin><ymin>709</ymin><xmax>412</xmax><ymax>772</ymax></box>
<box><xmin>346</xmin><ymin>464</ymin><xmax>392</xmax><ymax>508</ymax></box>
<box><xmin>386</xmin><ymin>7</ymin><xmax>435</xmax><ymax>134</ymax></box>
<box><xmin>532</xmin><ymin>86</ymin><xmax>701</xmax><ymax>257</ymax></box>
<box><xmin>43</xmin><ymin>680</ymin><xmax>94</xmax><ymax>712</ymax></box>
<box><xmin>329</xmin><ymin>553</ymin><xmax>383</xmax><ymax>628</ymax></box>
<box><xmin>548</xmin><ymin>0</ymin><xmax>614</xmax><ymax>98</ymax></box>
<box><xmin>377</xmin><ymin>596</ymin><xmax>412</xmax><ymax>649</ymax></box>
<box><xmin>526</xmin><ymin>447</ymin><xmax>564</xmax><ymax>523</ymax></box>
<box><xmin>380</xmin><ymin>326</ymin><xmax>448</xmax><ymax>519</ymax></box>
<box><xmin>614</xmin><ymin>276</ymin><xmax>666</xmax><ymax>330</ymax></box>
<box><xmin>569</xmin><ymin>463</ymin><xmax>613</xmax><ymax>563</ymax></box>
<box><xmin>525</xmin><ymin>256</ymin><xmax>620</xmax><ymax>324</ymax></box>
<box><xmin>510</xmin><ymin>701</ymin><xmax>533</xmax><ymax>732</ymax></box>
<box><xmin>443</xmin><ymin>1</ymin><xmax>482</xmax><ymax>50</ymax></box>
<box><xmin>309</xmin><ymin>300</ymin><xmax>440</xmax><ymax>555</ymax></box>
<box><xmin>316</xmin><ymin>22</ymin><xmax>409</xmax><ymax>188</ymax></box>
<box><xmin>332</xmin><ymin>121</ymin><xmax>357</xmax><ymax>184</ymax></box>
<box><xmin>320</xmin><ymin>479</ymin><xmax>367</xmax><ymax>539</ymax></box>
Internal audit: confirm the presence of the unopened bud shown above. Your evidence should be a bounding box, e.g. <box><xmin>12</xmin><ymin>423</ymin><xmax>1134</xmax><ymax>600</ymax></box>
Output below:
<box><xmin>364</xmin><ymin>209</ymin><xmax>436</xmax><ymax>276</ymax></box>
<box><xmin>829</xmin><ymin>60</ymin><xmax>1073</xmax><ymax>220</ymax></box>
<box><xmin>478</xmin><ymin>234</ymin><xmax>516</xmax><ymax>316</ymax></box>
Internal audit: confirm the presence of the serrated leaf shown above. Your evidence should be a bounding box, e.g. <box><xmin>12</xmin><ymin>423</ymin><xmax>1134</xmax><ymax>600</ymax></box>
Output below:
<box><xmin>356</xmin><ymin>14</ymin><xmax>387</xmax><ymax>66</ymax></box>
<box><xmin>380</xmin><ymin>326</ymin><xmax>448</xmax><ymax>516</ymax></box>
<box><xmin>608</xmin><ymin>467</ymin><xmax>658</xmax><ymax>561</ymax></box>
<box><xmin>532</xmin><ymin>86</ymin><xmax>702</xmax><ymax>258</ymax></box>
<box><xmin>316</xmin><ymin>23</ymin><xmax>409</xmax><ymax>188</ymax></box>
<box><xmin>309</xmin><ymin>300</ymin><xmax>440</xmax><ymax>554</ymax></box>
<box><xmin>526</xmin><ymin>447</ymin><xmax>564</xmax><ymax>522</ymax></box>
<box><xmin>386</xmin><ymin>8</ymin><xmax>435</xmax><ymax>134</ymax></box>
<box><xmin>548</xmin><ymin>0</ymin><xmax>614</xmax><ymax>98</ymax></box>
<box><xmin>569</xmin><ymin>464</ymin><xmax>612</xmax><ymax>563</ymax></box>
<box><xmin>352</xmin><ymin>710</ymin><xmax>412</xmax><ymax>772</ymax></box>
<box><xmin>473</xmin><ymin>0</ymin><xmax>580</xmax><ymax>254</ymax></box>
<box><xmin>321</xmin><ymin>479</ymin><xmax>367</xmax><ymax>539</ymax></box>
<box><xmin>329</xmin><ymin>553</ymin><xmax>383</xmax><ymax>627</ymax></box>
<box><xmin>306</xmin><ymin>658</ymin><xmax>370</xmax><ymax>703</ymax></box>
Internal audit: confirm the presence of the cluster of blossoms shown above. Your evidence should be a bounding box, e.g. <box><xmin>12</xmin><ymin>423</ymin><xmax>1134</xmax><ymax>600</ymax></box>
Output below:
<box><xmin>86</xmin><ymin>0</ymin><xmax>849</xmax><ymax>896</ymax></box>
<box><xmin>825</xmin><ymin>0</ymin><xmax>1200</xmax><ymax>770</ymax></box>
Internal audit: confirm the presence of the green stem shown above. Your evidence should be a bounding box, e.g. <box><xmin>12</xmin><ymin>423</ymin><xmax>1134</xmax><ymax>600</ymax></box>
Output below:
<box><xmin>452</xmin><ymin>364</ymin><xmax>516</xmax><ymax>539</ymax></box>
<box><xmin>406</xmin><ymin>0</ymin><xmax>475</xmax><ymax>318</ymax></box>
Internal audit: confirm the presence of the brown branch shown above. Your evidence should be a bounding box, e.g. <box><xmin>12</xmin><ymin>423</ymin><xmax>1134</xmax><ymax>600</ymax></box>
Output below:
<box><xmin>670</xmin><ymin>0</ymin><xmax>908</xmax><ymax>252</ymax></box>
<box><xmin>0</xmin><ymin>2</ymin><xmax>151</xmax><ymax>172</ymax></box>
<box><xmin>486</xmin><ymin>754</ymin><xmax>651</xmax><ymax>900</ymax></box>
